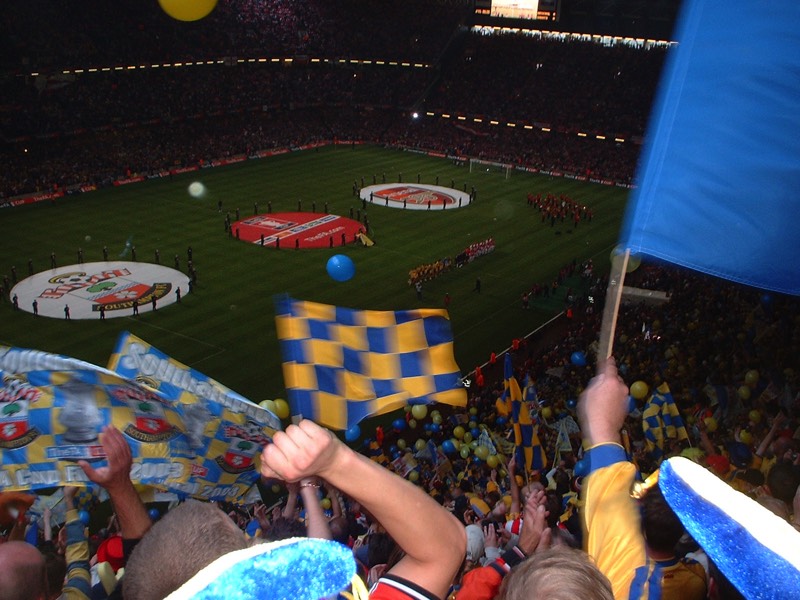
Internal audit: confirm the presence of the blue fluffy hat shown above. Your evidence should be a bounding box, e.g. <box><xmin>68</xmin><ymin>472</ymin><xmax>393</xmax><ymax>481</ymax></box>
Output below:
<box><xmin>164</xmin><ymin>536</ymin><xmax>365</xmax><ymax>600</ymax></box>
<box><xmin>659</xmin><ymin>457</ymin><xmax>800</xmax><ymax>598</ymax></box>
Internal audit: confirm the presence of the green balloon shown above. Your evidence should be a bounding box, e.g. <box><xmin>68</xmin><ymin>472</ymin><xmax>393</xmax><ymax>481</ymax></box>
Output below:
<box><xmin>463</xmin><ymin>432</ymin><xmax>473</xmax><ymax>444</ymax></box>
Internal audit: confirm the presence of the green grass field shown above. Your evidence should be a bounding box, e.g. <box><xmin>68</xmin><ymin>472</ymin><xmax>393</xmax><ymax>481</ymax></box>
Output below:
<box><xmin>0</xmin><ymin>144</ymin><xmax>629</xmax><ymax>403</ymax></box>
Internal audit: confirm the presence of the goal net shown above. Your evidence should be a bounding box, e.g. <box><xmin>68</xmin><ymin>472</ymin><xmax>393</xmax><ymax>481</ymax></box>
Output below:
<box><xmin>469</xmin><ymin>158</ymin><xmax>512</xmax><ymax>179</ymax></box>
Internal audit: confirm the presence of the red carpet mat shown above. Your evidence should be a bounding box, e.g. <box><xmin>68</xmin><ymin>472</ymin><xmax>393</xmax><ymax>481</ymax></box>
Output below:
<box><xmin>231</xmin><ymin>212</ymin><xmax>365</xmax><ymax>249</ymax></box>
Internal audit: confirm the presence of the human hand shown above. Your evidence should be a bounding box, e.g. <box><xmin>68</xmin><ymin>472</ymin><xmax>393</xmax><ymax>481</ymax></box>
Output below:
<box><xmin>517</xmin><ymin>488</ymin><xmax>549</xmax><ymax>555</ymax></box>
<box><xmin>577</xmin><ymin>358</ymin><xmax>629</xmax><ymax>446</ymax></box>
<box><xmin>483</xmin><ymin>524</ymin><xmax>498</xmax><ymax>549</ymax></box>
<box><xmin>260</xmin><ymin>420</ymin><xmax>342</xmax><ymax>482</ymax></box>
<box><xmin>78</xmin><ymin>426</ymin><xmax>133</xmax><ymax>494</ymax></box>
<box><xmin>770</xmin><ymin>412</ymin><xmax>788</xmax><ymax>433</ymax></box>
<box><xmin>63</xmin><ymin>485</ymin><xmax>79</xmax><ymax>509</ymax></box>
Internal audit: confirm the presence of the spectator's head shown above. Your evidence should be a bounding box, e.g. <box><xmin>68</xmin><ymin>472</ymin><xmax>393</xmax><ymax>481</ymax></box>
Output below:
<box><xmin>765</xmin><ymin>462</ymin><xmax>800</xmax><ymax>505</ymax></box>
<box><xmin>497</xmin><ymin>546</ymin><xmax>613</xmax><ymax>600</ymax></box>
<box><xmin>123</xmin><ymin>501</ymin><xmax>249</xmax><ymax>600</ymax></box>
<box><xmin>544</xmin><ymin>490</ymin><xmax>562</xmax><ymax>528</ymax></box>
<box><xmin>328</xmin><ymin>516</ymin><xmax>350</xmax><ymax>545</ymax></box>
<box><xmin>367</xmin><ymin>532</ymin><xmax>397</xmax><ymax>568</ymax></box>
<box><xmin>42</xmin><ymin>551</ymin><xmax>66</xmax><ymax>600</ymax></box>
<box><xmin>640</xmin><ymin>485</ymin><xmax>684</xmax><ymax>555</ymax></box>
<box><xmin>0</xmin><ymin>541</ymin><xmax>47</xmax><ymax>600</ymax></box>
<box><xmin>264</xmin><ymin>516</ymin><xmax>306</xmax><ymax>541</ymax></box>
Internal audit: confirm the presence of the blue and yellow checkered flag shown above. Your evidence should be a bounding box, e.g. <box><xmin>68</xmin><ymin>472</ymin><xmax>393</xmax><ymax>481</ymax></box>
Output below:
<box><xmin>275</xmin><ymin>297</ymin><xmax>467</xmax><ymax>430</ymax></box>
<box><xmin>501</xmin><ymin>354</ymin><xmax>547</xmax><ymax>474</ymax></box>
<box><xmin>642</xmin><ymin>382</ymin><xmax>689</xmax><ymax>462</ymax></box>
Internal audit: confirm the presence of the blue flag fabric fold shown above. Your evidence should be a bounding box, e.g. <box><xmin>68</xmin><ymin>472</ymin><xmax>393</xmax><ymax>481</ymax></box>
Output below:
<box><xmin>620</xmin><ymin>0</ymin><xmax>800</xmax><ymax>295</ymax></box>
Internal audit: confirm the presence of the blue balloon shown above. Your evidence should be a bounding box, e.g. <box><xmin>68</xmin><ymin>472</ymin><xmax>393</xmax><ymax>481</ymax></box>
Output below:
<box><xmin>148</xmin><ymin>508</ymin><xmax>161</xmax><ymax>521</ymax></box>
<box><xmin>245</xmin><ymin>519</ymin><xmax>261</xmax><ymax>537</ymax></box>
<box><xmin>442</xmin><ymin>440</ymin><xmax>456</xmax><ymax>454</ymax></box>
<box><xmin>430</xmin><ymin>423</ymin><xmax>441</xmax><ymax>433</ymax></box>
<box><xmin>345</xmin><ymin>425</ymin><xmax>361</xmax><ymax>442</ymax></box>
<box><xmin>388</xmin><ymin>445</ymin><xmax>398</xmax><ymax>455</ymax></box>
<box><xmin>627</xmin><ymin>395</ymin><xmax>637</xmax><ymax>414</ymax></box>
<box><xmin>573</xmin><ymin>459</ymin><xmax>589</xmax><ymax>477</ymax></box>
<box><xmin>391</xmin><ymin>450</ymin><xmax>402</xmax><ymax>460</ymax></box>
<box><xmin>392</xmin><ymin>418</ymin><xmax>406</xmax><ymax>432</ymax></box>
<box><xmin>326</xmin><ymin>254</ymin><xmax>355</xmax><ymax>282</ymax></box>
<box><xmin>496</xmin><ymin>416</ymin><xmax>507</xmax><ymax>427</ymax></box>
<box><xmin>470</xmin><ymin>427</ymin><xmax>480</xmax><ymax>439</ymax></box>
<box><xmin>566</xmin><ymin>398</ymin><xmax>578</xmax><ymax>410</ymax></box>
<box><xmin>424</xmin><ymin>423</ymin><xmax>432</xmax><ymax>432</ymax></box>
<box><xmin>570</xmin><ymin>351</ymin><xmax>587</xmax><ymax>367</ymax></box>
<box><xmin>78</xmin><ymin>510</ymin><xmax>91</xmax><ymax>526</ymax></box>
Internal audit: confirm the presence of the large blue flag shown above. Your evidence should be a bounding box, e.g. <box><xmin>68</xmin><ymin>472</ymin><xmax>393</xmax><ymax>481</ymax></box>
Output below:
<box><xmin>619</xmin><ymin>0</ymin><xmax>800</xmax><ymax>295</ymax></box>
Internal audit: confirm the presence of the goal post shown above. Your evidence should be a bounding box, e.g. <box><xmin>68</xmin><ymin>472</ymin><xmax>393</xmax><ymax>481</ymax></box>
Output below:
<box><xmin>468</xmin><ymin>158</ymin><xmax>512</xmax><ymax>179</ymax></box>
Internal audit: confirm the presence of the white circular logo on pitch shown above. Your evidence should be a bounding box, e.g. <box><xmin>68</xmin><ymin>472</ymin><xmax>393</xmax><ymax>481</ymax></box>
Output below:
<box><xmin>10</xmin><ymin>262</ymin><xmax>190</xmax><ymax>319</ymax></box>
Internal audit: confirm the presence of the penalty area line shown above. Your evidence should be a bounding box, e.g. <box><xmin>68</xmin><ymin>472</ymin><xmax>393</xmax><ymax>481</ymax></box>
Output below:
<box><xmin>126</xmin><ymin>317</ymin><xmax>228</xmax><ymax>366</ymax></box>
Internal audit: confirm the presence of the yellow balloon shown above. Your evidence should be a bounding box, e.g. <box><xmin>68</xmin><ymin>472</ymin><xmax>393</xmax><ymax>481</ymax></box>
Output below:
<box><xmin>411</xmin><ymin>404</ymin><xmax>428</xmax><ymax>420</ymax></box>
<box><xmin>259</xmin><ymin>399</ymin><xmax>277</xmax><ymax>414</ymax></box>
<box><xmin>630</xmin><ymin>381</ymin><xmax>649</xmax><ymax>401</ymax></box>
<box><xmin>474</xmin><ymin>445</ymin><xmax>490</xmax><ymax>461</ymax></box>
<box><xmin>748</xmin><ymin>409</ymin><xmax>762</xmax><ymax>424</ymax></box>
<box><xmin>739</xmin><ymin>430</ymin><xmax>753</xmax><ymax>445</ymax></box>
<box><xmin>486</xmin><ymin>454</ymin><xmax>499</xmax><ymax>468</ymax></box>
<box><xmin>158</xmin><ymin>0</ymin><xmax>218</xmax><ymax>21</ymax></box>
<box><xmin>396</xmin><ymin>438</ymin><xmax>407</xmax><ymax>450</ymax></box>
<box><xmin>453</xmin><ymin>426</ymin><xmax>465</xmax><ymax>440</ymax></box>
<box><xmin>432</xmin><ymin>414</ymin><xmax>443</xmax><ymax>425</ymax></box>
<box><xmin>541</xmin><ymin>407</ymin><xmax>553</xmax><ymax>420</ymax></box>
<box><xmin>463</xmin><ymin>432</ymin><xmax>473</xmax><ymax>444</ymax></box>
<box><xmin>321</xmin><ymin>498</ymin><xmax>332</xmax><ymax>510</ymax></box>
<box><xmin>271</xmin><ymin>484</ymin><xmax>282</xmax><ymax>494</ymax></box>
<box><xmin>273</xmin><ymin>398</ymin><xmax>290</xmax><ymax>419</ymax></box>
<box><xmin>408</xmin><ymin>470</ymin><xmax>420</xmax><ymax>482</ymax></box>
<box><xmin>610</xmin><ymin>245</ymin><xmax>642</xmax><ymax>273</ymax></box>
<box><xmin>745</xmin><ymin>369</ymin><xmax>760</xmax><ymax>387</ymax></box>
<box><xmin>738</xmin><ymin>386</ymin><xmax>751</xmax><ymax>401</ymax></box>
<box><xmin>415</xmin><ymin>439</ymin><xmax>427</xmax><ymax>452</ymax></box>
<box><xmin>704</xmin><ymin>416</ymin><xmax>718</xmax><ymax>432</ymax></box>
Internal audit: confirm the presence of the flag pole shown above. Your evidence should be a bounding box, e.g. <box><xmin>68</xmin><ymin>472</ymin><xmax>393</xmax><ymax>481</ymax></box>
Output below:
<box><xmin>597</xmin><ymin>248</ymin><xmax>630</xmax><ymax>362</ymax></box>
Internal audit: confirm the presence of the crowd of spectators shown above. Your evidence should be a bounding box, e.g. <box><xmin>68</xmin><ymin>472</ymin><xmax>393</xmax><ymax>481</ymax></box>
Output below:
<box><xmin>3</xmin><ymin>262</ymin><xmax>798</xmax><ymax>599</ymax></box>
<box><xmin>1</xmin><ymin>11</ymin><xmax>663</xmax><ymax>199</ymax></box>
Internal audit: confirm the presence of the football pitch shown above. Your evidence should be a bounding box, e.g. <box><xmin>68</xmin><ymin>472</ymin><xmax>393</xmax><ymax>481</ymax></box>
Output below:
<box><xmin>0</xmin><ymin>144</ymin><xmax>631</xmax><ymax>404</ymax></box>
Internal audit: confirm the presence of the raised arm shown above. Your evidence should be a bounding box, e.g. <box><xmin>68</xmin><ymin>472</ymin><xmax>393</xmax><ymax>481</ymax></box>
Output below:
<box><xmin>577</xmin><ymin>358</ymin><xmax>646</xmax><ymax>600</ymax></box>
<box><xmin>78</xmin><ymin>425</ymin><xmax>151</xmax><ymax>540</ymax></box>
<box><xmin>261</xmin><ymin>419</ymin><xmax>466</xmax><ymax>599</ymax></box>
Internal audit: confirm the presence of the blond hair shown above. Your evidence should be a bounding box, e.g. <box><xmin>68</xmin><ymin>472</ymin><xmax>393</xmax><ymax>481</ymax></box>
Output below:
<box><xmin>498</xmin><ymin>546</ymin><xmax>613</xmax><ymax>600</ymax></box>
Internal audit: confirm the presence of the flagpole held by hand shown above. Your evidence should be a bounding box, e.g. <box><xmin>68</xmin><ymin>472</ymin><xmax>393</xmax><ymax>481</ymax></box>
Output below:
<box><xmin>597</xmin><ymin>248</ymin><xmax>630</xmax><ymax>365</ymax></box>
